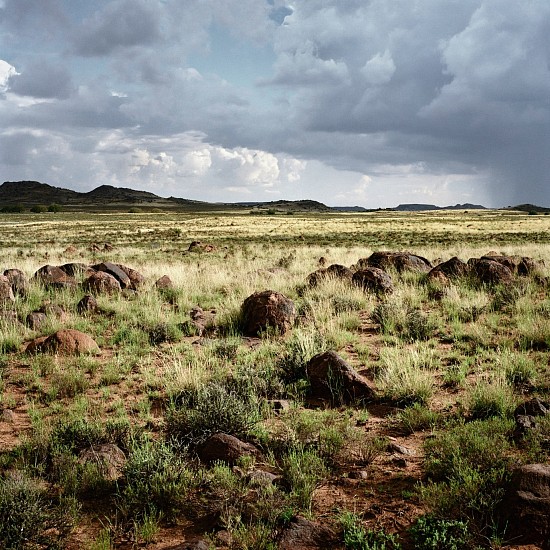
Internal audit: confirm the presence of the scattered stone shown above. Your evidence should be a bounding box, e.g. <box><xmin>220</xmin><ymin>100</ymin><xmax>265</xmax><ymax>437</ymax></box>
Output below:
<box><xmin>318</xmin><ymin>256</ymin><xmax>327</xmax><ymax>267</ymax></box>
<box><xmin>37</xmin><ymin>303</ymin><xmax>67</xmax><ymax>322</ymax></box>
<box><xmin>306</xmin><ymin>351</ymin><xmax>375</xmax><ymax>404</ymax></box>
<box><xmin>0</xmin><ymin>275</ymin><xmax>15</xmax><ymax>306</ymax></box>
<box><xmin>83</xmin><ymin>271</ymin><xmax>121</xmax><ymax>294</ymax></box>
<box><xmin>155</xmin><ymin>275</ymin><xmax>174</xmax><ymax>290</ymax></box>
<box><xmin>4</xmin><ymin>269</ymin><xmax>28</xmax><ymax>296</ymax></box>
<box><xmin>26</xmin><ymin>329</ymin><xmax>99</xmax><ymax>355</ymax></box>
<box><xmin>63</xmin><ymin>245</ymin><xmax>78</xmax><ymax>255</ymax></box>
<box><xmin>247</xmin><ymin>470</ymin><xmax>280</xmax><ymax>487</ymax></box>
<box><xmin>388</xmin><ymin>442</ymin><xmax>415</xmax><ymax>456</ymax></box>
<box><xmin>170</xmin><ymin>541</ymin><xmax>210</xmax><ymax>550</ymax></box>
<box><xmin>352</xmin><ymin>267</ymin><xmax>394</xmax><ymax>295</ymax></box>
<box><xmin>348</xmin><ymin>470</ymin><xmax>369</xmax><ymax>480</ymax></box>
<box><xmin>89</xmin><ymin>243</ymin><xmax>101</xmax><ymax>252</ymax></box>
<box><xmin>359</xmin><ymin>251</ymin><xmax>433</xmax><ymax>273</ymax></box>
<box><xmin>513</xmin><ymin>398</ymin><xmax>550</xmax><ymax>438</ymax></box>
<box><xmin>78</xmin><ymin>443</ymin><xmax>126</xmax><ymax>481</ymax></box>
<box><xmin>501</xmin><ymin>463</ymin><xmax>550</xmax><ymax>545</ymax></box>
<box><xmin>307</xmin><ymin>264</ymin><xmax>353</xmax><ymax>287</ymax></box>
<box><xmin>188</xmin><ymin>241</ymin><xmax>216</xmax><ymax>252</ymax></box>
<box><xmin>33</xmin><ymin>265</ymin><xmax>76</xmax><ymax>289</ymax></box>
<box><xmin>92</xmin><ymin>262</ymin><xmax>131</xmax><ymax>289</ymax></box>
<box><xmin>103</xmin><ymin>242</ymin><xmax>114</xmax><ymax>252</ymax></box>
<box><xmin>518</xmin><ymin>257</ymin><xmax>545</xmax><ymax>276</ymax></box>
<box><xmin>189</xmin><ymin>306</ymin><xmax>216</xmax><ymax>336</ymax></box>
<box><xmin>241</xmin><ymin>290</ymin><xmax>296</xmax><ymax>336</ymax></box>
<box><xmin>197</xmin><ymin>433</ymin><xmax>260</xmax><ymax>465</ymax></box>
<box><xmin>278</xmin><ymin>517</ymin><xmax>338</xmax><ymax>550</ymax></box>
<box><xmin>26</xmin><ymin>312</ymin><xmax>47</xmax><ymax>330</ymax></box>
<box><xmin>77</xmin><ymin>294</ymin><xmax>99</xmax><ymax>314</ymax></box>
<box><xmin>467</xmin><ymin>258</ymin><xmax>514</xmax><ymax>286</ymax></box>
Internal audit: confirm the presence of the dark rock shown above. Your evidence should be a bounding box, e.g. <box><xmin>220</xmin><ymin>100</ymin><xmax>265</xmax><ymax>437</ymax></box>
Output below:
<box><xmin>189</xmin><ymin>306</ymin><xmax>216</xmax><ymax>336</ymax></box>
<box><xmin>388</xmin><ymin>442</ymin><xmax>415</xmax><ymax>456</ymax></box>
<box><xmin>518</xmin><ymin>257</ymin><xmax>545</xmax><ymax>276</ymax></box>
<box><xmin>58</xmin><ymin>263</ymin><xmax>95</xmax><ymax>278</ymax></box>
<box><xmin>26</xmin><ymin>329</ymin><xmax>99</xmax><ymax>355</ymax></box>
<box><xmin>241</xmin><ymin>290</ymin><xmax>296</xmax><ymax>336</ymax></box>
<box><xmin>92</xmin><ymin>262</ymin><xmax>131</xmax><ymax>289</ymax></box>
<box><xmin>77</xmin><ymin>294</ymin><xmax>99</xmax><ymax>314</ymax></box>
<box><xmin>501</xmin><ymin>463</ymin><xmax>550</xmax><ymax>545</ymax></box>
<box><xmin>307</xmin><ymin>264</ymin><xmax>353</xmax><ymax>287</ymax></box>
<box><xmin>278</xmin><ymin>516</ymin><xmax>338</xmax><ymax>550</ymax></box>
<box><xmin>37</xmin><ymin>303</ymin><xmax>67</xmax><ymax>321</ymax></box>
<box><xmin>428</xmin><ymin>257</ymin><xmax>470</xmax><ymax>280</ymax></box>
<box><xmin>352</xmin><ymin>267</ymin><xmax>394</xmax><ymax>295</ymax></box>
<box><xmin>83</xmin><ymin>271</ymin><xmax>121</xmax><ymax>294</ymax></box>
<box><xmin>188</xmin><ymin>241</ymin><xmax>216</xmax><ymax>252</ymax></box>
<box><xmin>306</xmin><ymin>351</ymin><xmax>375</xmax><ymax>404</ymax></box>
<box><xmin>480</xmin><ymin>255</ymin><xmax>520</xmax><ymax>273</ymax></box>
<box><xmin>197</xmin><ymin>433</ymin><xmax>260</xmax><ymax>465</ymax></box>
<box><xmin>0</xmin><ymin>275</ymin><xmax>15</xmax><ymax>306</ymax></box>
<box><xmin>306</xmin><ymin>268</ymin><xmax>328</xmax><ymax>287</ymax></box>
<box><xmin>26</xmin><ymin>312</ymin><xmax>47</xmax><ymax>330</ymax></box>
<box><xmin>515</xmin><ymin>398</ymin><xmax>550</xmax><ymax>419</ymax></box>
<box><xmin>155</xmin><ymin>275</ymin><xmax>174</xmax><ymax>290</ymax></box>
<box><xmin>468</xmin><ymin>258</ymin><xmax>514</xmax><ymax>286</ymax></box>
<box><xmin>4</xmin><ymin>269</ymin><xmax>28</xmax><ymax>296</ymax></box>
<box><xmin>78</xmin><ymin>443</ymin><xmax>126</xmax><ymax>481</ymax></box>
<box><xmin>33</xmin><ymin>265</ymin><xmax>76</xmax><ymax>289</ymax></box>
<box><xmin>359</xmin><ymin>251</ymin><xmax>433</xmax><ymax>273</ymax></box>
<box><xmin>318</xmin><ymin>257</ymin><xmax>327</xmax><ymax>267</ymax></box>
<box><xmin>247</xmin><ymin>470</ymin><xmax>280</xmax><ymax>487</ymax></box>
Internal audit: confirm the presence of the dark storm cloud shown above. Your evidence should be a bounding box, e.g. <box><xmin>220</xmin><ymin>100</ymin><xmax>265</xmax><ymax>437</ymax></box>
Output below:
<box><xmin>8</xmin><ymin>60</ymin><xmax>73</xmax><ymax>99</ymax></box>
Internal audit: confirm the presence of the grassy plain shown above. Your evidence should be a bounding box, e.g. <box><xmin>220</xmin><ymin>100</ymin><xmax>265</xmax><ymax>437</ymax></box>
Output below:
<box><xmin>1</xmin><ymin>208</ymin><xmax>550</xmax><ymax>549</ymax></box>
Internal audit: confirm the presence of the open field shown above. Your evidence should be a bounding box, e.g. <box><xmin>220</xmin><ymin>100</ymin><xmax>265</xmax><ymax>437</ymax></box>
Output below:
<box><xmin>1</xmin><ymin>209</ymin><xmax>550</xmax><ymax>549</ymax></box>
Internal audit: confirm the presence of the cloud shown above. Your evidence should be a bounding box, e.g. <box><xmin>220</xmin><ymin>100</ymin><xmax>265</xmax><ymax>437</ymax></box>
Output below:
<box><xmin>8</xmin><ymin>59</ymin><xmax>73</xmax><ymax>99</ymax></box>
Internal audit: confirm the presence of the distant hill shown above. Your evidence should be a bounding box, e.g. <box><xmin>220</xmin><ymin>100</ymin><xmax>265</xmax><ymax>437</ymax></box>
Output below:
<box><xmin>394</xmin><ymin>203</ymin><xmax>486</xmax><ymax>211</ymax></box>
<box><xmin>503</xmin><ymin>203</ymin><xmax>550</xmax><ymax>214</ymax></box>
<box><xmin>0</xmin><ymin>181</ymin><xmax>80</xmax><ymax>204</ymax></box>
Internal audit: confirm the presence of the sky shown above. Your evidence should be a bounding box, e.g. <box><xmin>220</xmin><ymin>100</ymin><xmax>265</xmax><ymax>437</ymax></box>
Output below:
<box><xmin>1</xmin><ymin>0</ymin><xmax>550</xmax><ymax>208</ymax></box>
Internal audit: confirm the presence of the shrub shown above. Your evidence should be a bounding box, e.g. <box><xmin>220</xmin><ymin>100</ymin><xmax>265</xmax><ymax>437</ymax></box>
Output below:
<box><xmin>0</xmin><ymin>471</ymin><xmax>76</xmax><ymax>549</ymax></box>
<box><xmin>30</xmin><ymin>205</ymin><xmax>47</xmax><ymax>213</ymax></box>
<box><xmin>340</xmin><ymin>511</ymin><xmax>402</xmax><ymax>550</ymax></box>
<box><xmin>409</xmin><ymin>515</ymin><xmax>471</xmax><ymax>550</ymax></box>
<box><xmin>394</xmin><ymin>403</ymin><xmax>439</xmax><ymax>434</ymax></box>
<box><xmin>468</xmin><ymin>377</ymin><xmax>515</xmax><ymax>420</ymax></box>
<box><xmin>48</xmin><ymin>204</ymin><xmax>62</xmax><ymax>212</ymax></box>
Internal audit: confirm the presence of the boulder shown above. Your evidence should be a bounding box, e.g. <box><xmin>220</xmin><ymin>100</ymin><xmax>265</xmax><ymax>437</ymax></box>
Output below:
<box><xmin>518</xmin><ymin>257</ymin><xmax>545</xmax><ymax>277</ymax></box>
<box><xmin>77</xmin><ymin>294</ymin><xmax>99</xmax><ymax>314</ymax></box>
<box><xmin>306</xmin><ymin>351</ymin><xmax>375</xmax><ymax>404</ymax></box>
<box><xmin>115</xmin><ymin>264</ymin><xmax>145</xmax><ymax>289</ymax></box>
<box><xmin>83</xmin><ymin>271</ymin><xmax>121</xmax><ymax>294</ymax></box>
<box><xmin>307</xmin><ymin>264</ymin><xmax>353</xmax><ymax>287</ymax></box>
<box><xmin>26</xmin><ymin>312</ymin><xmax>47</xmax><ymax>330</ymax></box>
<box><xmin>155</xmin><ymin>275</ymin><xmax>174</xmax><ymax>290</ymax></box>
<box><xmin>188</xmin><ymin>241</ymin><xmax>216</xmax><ymax>253</ymax></box>
<box><xmin>352</xmin><ymin>267</ymin><xmax>394</xmax><ymax>295</ymax></box>
<box><xmin>468</xmin><ymin>258</ymin><xmax>514</xmax><ymax>286</ymax></box>
<box><xmin>241</xmin><ymin>290</ymin><xmax>296</xmax><ymax>336</ymax></box>
<box><xmin>197</xmin><ymin>433</ymin><xmax>260</xmax><ymax>465</ymax></box>
<box><xmin>513</xmin><ymin>398</ymin><xmax>550</xmax><ymax>438</ymax></box>
<box><xmin>4</xmin><ymin>269</ymin><xmax>28</xmax><ymax>296</ymax></box>
<box><xmin>92</xmin><ymin>262</ymin><xmax>131</xmax><ymax>289</ymax></box>
<box><xmin>428</xmin><ymin>257</ymin><xmax>470</xmax><ymax>280</ymax></box>
<box><xmin>278</xmin><ymin>517</ymin><xmax>338</xmax><ymax>550</ymax></box>
<box><xmin>26</xmin><ymin>329</ymin><xmax>99</xmax><ymax>355</ymax></box>
<box><xmin>189</xmin><ymin>306</ymin><xmax>216</xmax><ymax>336</ymax></box>
<box><xmin>0</xmin><ymin>275</ymin><xmax>15</xmax><ymax>306</ymax></box>
<box><xmin>501</xmin><ymin>464</ymin><xmax>550</xmax><ymax>545</ymax></box>
<box><xmin>33</xmin><ymin>265</ymin><xmax>76</xmax><ymax>289</ymax></box>
<box><xmin>58</xmin><ymin>263</ymin><xmax>95</xmax><ymax>278</ymax></box>
<box><xmin>37</xmin><ymin>303</ymin><xmax>67</xmax><ymax>322</ymax></box>
<box><xmin>360</xmin><ymin>251</ymin><xmax>433</xmax><ymax>273</ymax></box>
<box><xmin>78</xmin><ymin>443</ymin><xmax>126</xmax><ymax>481</ymax></box>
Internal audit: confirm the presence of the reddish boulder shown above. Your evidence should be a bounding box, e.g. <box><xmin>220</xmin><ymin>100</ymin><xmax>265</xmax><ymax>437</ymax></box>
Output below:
<box><xmin>197</xmin><ymin>433</ymin><xmax>260</xmax><ymax>465</ymax></box>
<box><xmin>78</xmin><ymin>443</ymin><xmax>126</xmax><ymax>481</ymax></box>
<box><xmin>278</xmin><ymin>517</ymin><xmax>338</xmax><ymax>550</ymax></box>
<box><xmin>83</xmin><ymin>271</ymin><xmax>121</xmax><ymax>294</ymax></box>
<box><xmin>428</xmin><ymin>257</ymin><xmax>470</xmax><ymax>280</ymax></box>
<box><xmin>33</xmin><ymin>265</ymin><xmax>76</xmax><ymax>289</ymax></box>
<box><xmin>58</xmin><ymin>263</ymin><xmax>95</xmax><ymax>278</ymax></box>
<box><xmin>92</xmin><ymin>262</ymin><xmax>131</xmax><ymax>289</ymax></box>
<box><xmin>360</xmin><ymin>251</ymin><xmax>432</xmax><ymax>273</ymax></box>
<box><xmin>241</xmin><ymin>290</ymin><xmax>296</xmax><ymax>336</ymax></box>
<box><xmin>4</xmin><ymin>269</ymin><xmax>28</xmax><ymax>296</ymax></box>
<box><xmin>115</xmin><ymin>264</ymin><xmax>145</xmax><ymax>289</ymax></box>
<box><xmin>306</xmin><ymin>351</ymin><xmax>375</xmax><ymax>404</ymax></box>
<box><xmin>468</xmin><ymin>258</ymin><xmax>514</xmax><ymax>285</ymax></box>
<box><xmin>26</xmin><ymin>329</ymin><xmax>99</xmax><ymax>355</ymax></box>
<box><xmin>26</xmin><ymin>312</ymin><xmax>47</xmax><ymax>330</ymax></box>
<box><xmin>352</xmin><ymin>267</ymin><xmax>394</xmax><ymax>295</ymax></box>
<box><xmin>307</xmin><ymin>264</ymin><xmax>353</xmax><ymax>287</ymax></box>
<box><xmin>155</xmin><ymin>275</ymin><xmax>174</xmax><ymax>290</ymax></box>
<box><xmin>0</xmin><ymin>275</ymin><xmax>15</xmax><ymax>306</ymax></box>
<box><xmin>77</xmin><ymin>295</ymin><xmax>99</xmax><ymax>314</ymax></box>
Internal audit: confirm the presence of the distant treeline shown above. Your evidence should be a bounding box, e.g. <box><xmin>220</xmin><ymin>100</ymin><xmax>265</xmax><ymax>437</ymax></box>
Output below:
<box><xmin>1</xmin><ymin>204</ymin><xmax>62</xmax><ymax>213</ymax></box>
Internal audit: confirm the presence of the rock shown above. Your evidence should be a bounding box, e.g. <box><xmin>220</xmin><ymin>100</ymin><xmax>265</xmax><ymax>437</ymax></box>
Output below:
<box><xmin>197</xmin><ymin>433</ymin><xmax>260</xmax><ymax>465</ymax></box>
<box><xmin>92</xmin><ymin>262</ymin><xmax>131</xmax><ymax>289</ymax></box>
<box><xmin>2</xmin><ymin>409</ymin><xmax>15</xmax><ymax>423</ymax></box>
<box><xmin>115</xmin><ymin>264</ymin><xmax>145</xmax><ymax>289</ymax></box>
<box><xmin>352</xmin><ymin>267</ymin><xmax>394</xmax><ymax>295</ymax></box>
<box><xmin>318</xmin><ymin>257</ymin><xmax>327</xmax><ymax>267</ymax></box>
<box><xmin>306</xmin><ymin>351</ymin><xmax>375</xmax><ymax>404</ymax></box>
<box><xmin>37</xmin><ymin>303</ymin><xmax>67</xmax><ymax>321</ymax></box>
<box><xmin>4</xmin><ymin>269</ymin><xmax>28</xmax><ymax>296</ymax></box>
<box><xmin>468</xmin><ymin>258</ymin><xmax>514</xmax><ymax>285</ymax></box>
<box><xmin>33</xmin><ymin>265</ymin><xmax>76</xmax><ymax>289</ymax></box>
<box><xmin>307</xmin><ymin>264</ymin><xmax>353</xmax><ymax>287</ymax></box>
<box><xmin>26</xmin><ymin>329</ymin><xmax>99</xmax><ymax>355</ymax></box>
<box><xmin>155</xmin><ymin>275</ymin><xmax>174</xmax><ymax>290</ymax></box>
<box><xmin>0</xmin><ymin>275</ymin><xmax>15</xmax><ymax>306</ymax></box>
<box><xmin>241</xmin><ymin>290</ymin><xmax>296</xmax><ymax>336</ymax></box>
<box><xmin>26</xmin><ymin>312</ymin><xmax>47</xmax><ymax>330</ymax></box>
<box><xmin>278</xmin><ymin>517</ymin><xmax>338</xmax><ymax>550</ymax></box>
<box><xmin>89</xmin><ymin>243</ymin><xmax>101</xmax><ymax>252</ymax></box>
<box><xmin>78</xmin><ymin>443</ymin><xmax>126</xmax><ymax>481</ymax></box>
<box><xmin>515</xmin><ymin>398</ymin><xmax>550</xmax><ymax>418</ymax></box>
<box><xmin>359</xmin><ymin>251</ymin><xmax>433</xmax><ymax>273</ymax></box>
<box><xmin>77</xmin><ymin>295</ymin><xmax>99</xmax><ymax>314</ymax></box>
<box><xmin>188</xmin><ymin>241</ymin><xmax>216</xmax><ymax>253</ymax></box>
<box><xmin>63</xmin><ymin>245</ymin><xmax>78</xmax><ymax>255</ymax></box>
<box><xmin>480</xmin><ymin>255</ymin><xmax>520</xmax><ymax>273</ymax></box>
<box><xmin>388</xmin><ymin>442</ymin><xmax>415</xmax><ymax>456</ymax></box>
<box><xmin>189</xmin><ymin>306</ymin><xmax>216</xmax><ymax>336</ymax></box>
<box><xmin>169</xmin><ymin>541</ymin><xmax>210</xmax><ymax>550</ymax></box>
<box><xmin>518</xmin><ymin>257</ymin><xmax>545</xmax><ymax>276</ymax></box>
<box><xmin>428</xmin><ymin>257</ymin><xmax>470</xmax><ymax>280</ymax></box>
<box><xmin>427</xmin><ymin>269</ymin><xmax>450</xmax><ymax>288</ymax></box>
<box><xmin>58</xmin><ymin>263</ymin><xmax>95</xmax><ymax>278</ymax></box>
<box><xmin>247</xmin><ymin>470</ymin><xmax>281</xmax><ymax>487</ymax></box>
<box><xmin>501</xmin><ymin>464</ymin><xmax>550</xmax><ymax>545</ymax></box>
<box><xmin>268</xmin><ymin>399</ymin><xmax>292</xmax><ymax>414</ymax></box>
<box><xmin>83</xmin><ymin>271</ymin><xmax>121</xmax><ymax>294</ymax></box>
<box><xmin>103</xmin><ymin>242</ymin><xmax>114</xmax><ymax>252</ymax></box>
